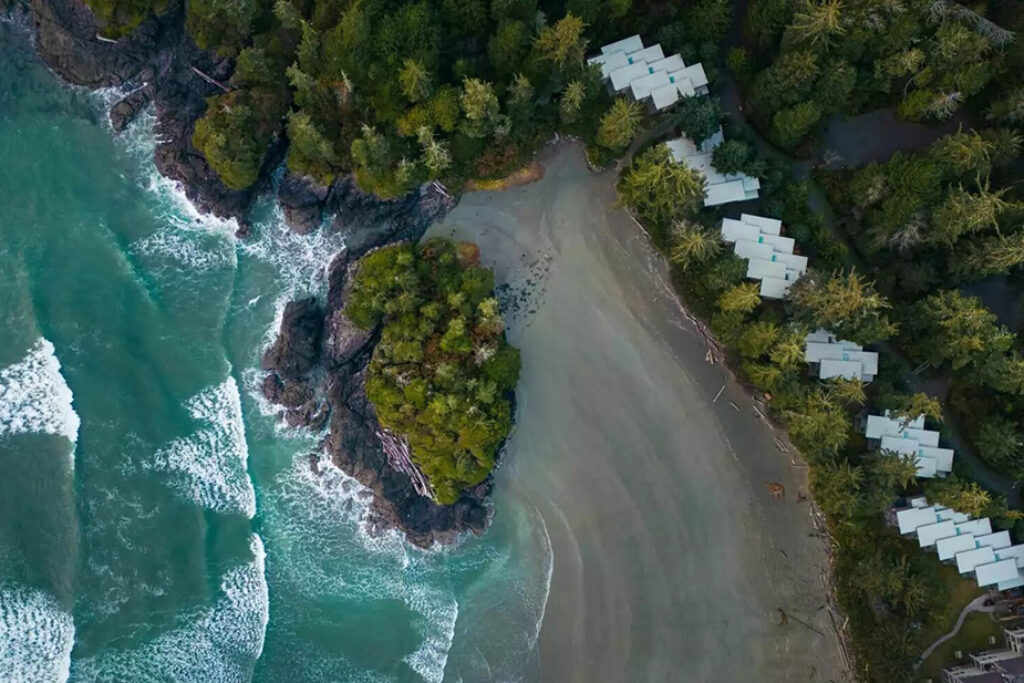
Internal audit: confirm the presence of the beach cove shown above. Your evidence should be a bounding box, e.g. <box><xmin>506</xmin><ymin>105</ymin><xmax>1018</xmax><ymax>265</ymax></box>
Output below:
<box><xmin>429</xmin><ymin>144</ymin><xmax>846</xmax><ymax>681</ymax></box>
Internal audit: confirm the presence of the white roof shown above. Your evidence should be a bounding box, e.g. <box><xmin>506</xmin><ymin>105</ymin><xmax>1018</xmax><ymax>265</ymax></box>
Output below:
<box><xmin>741</xmin><ymin>214</ymin><xmax>781</xmax><ymax>235</ymax></box>
<box><xmin>759</xmin><ymin>277</ymin><xmax>790</xmax><ymax>299</ymax></box>
<box><xmin>920</xmin><ymin>446</ymin><xmax>954</xmax><ymax>472</ymax></box>
<box><xmin>915</xmin><ymin>455</ymin><xmax>939</xmax><ymax>478</ymax></box>
<box><xmin>898</xmin><ymin>506</ymin><xmax>940</xmax><ymax>534</ymax></box>
<box><xmin>976</xmin><ymin>531</ymin><xmax>1013</xmax><ymax>550</ymax></box>
<box><xmin>720</xmin><ymin>218</ymin><xmax>759</xmax><ymax>243</ymax></box>
<box><xmin>902</xmin><ymin>428</ymin><xmax>941</xmax><ymax>447</ymax></box>
<box><xmin>938</xmin><ymin>508</ymin><xmax>971</xmax><ymax>523</ymax></box>
<box><xmin>957</xmin><ymin>519</ymin><xmax>993</xmax><ymax>537</ymax></box>
<box><xmin>976</xmin><ymin>558</ymin><xmax>1020</xmax><ymax>586</ymax></box>
<box><xmin>609</xmin><ymin>62</ymin><xmax>652</xmax><ymax>91</ymax></box>
<box><xmin>705</xmin><ymin>179</ymin><xmax>750</xmax><ymax>206</ymax></box>
<box><xmin>677</xmin><ymin>63</ymin><xmax>708</xmax><ymax>88</ymax></box>
<box><xmin>819</xmin><ymin>359</ymin><xmax>866</xmax><ymax>380</ymax></box>
<box><xmin>650</xmin><ymin>83</ymin><xmax>679</xmax><ymax>110</ymax></box>
<box><xmin>589</xmin><ymin>50</ymin><xmax>631</xmax><ymax>78</ymax></box>
<box><xmin>672</xmin><ymin>76</ymin><xmax>696</xmax><ymax>97</ymax></box>
<box><xmin>630</xmin><ymin>70</ymin><xmax>671</xmax><ymax>100</ymax></box>
<box><xmin>758</xmin><ymin>234</ymin><xmax>795</xmax><ymax>254</ymax></box>
<box><xmin>937</xmin><ymin>533</ymin><xmax>977</xmax><ymax>561</ymax></box>
<box><xmin>881</xmin><ymin>435</ymin><xmax>924</xmax><ymax>456</ymax></box>
<box><xmin>909</xmin><ymin>496</ymin><xmax>929</xmax><ymax>508</ymax></box>
<box><xmin>865</xmin><ymin>413</ymin><xmax>927</xmax><ymax>439</ymax></box>
<box><xmin>806</xmin><ymin>329</ymin><xmax>834</xmax><ymax>344</ymax></box>
<box><xmin>998</xmin><ymin>573</ymin><xmax>1024</xmax><ymax>590</ymax></box>
<box><xmin>745</xmin><ymin>257</ymin><xmax>787</xmax><ymax>280</ymax></box>
<box><xmin>918</xmin><ymin>520</ymin><xmax>957</xmax><ymax>547</ymax></box>
<box><xmin>600</xmin><ymin>35</ymin><xmax>644</xmax><ymax>55</ymax></box>
<box><xmin>995</xmin><ymin>545</ymin><xmax>1024</xmax><ymax>562</ymax></box>
<box><xmin>743</xmin><ymin>176</ymin><xmax>762</xmax><ymax>191</ymax></box>
<box><xmin>957</xmin><ymin>545</ymin><xmax>996</xmax><ymax>573</ymax></box>
<box><xmin>665</xmin><ymin>137</ymin><xmax>699</xmax><ymax>162</ymax></box>
<box><xmin>733</xmin><ymin>239</ymin><xmax>775</xmax><ymax>261</ymax></box>
<box><xmin>628</xmin><ymin>44</ymin><xmax>664</xmax><ymax>64</ymax></box>
<box><xmin>647</xmin><ymin>55</ymin><xmax>685</xmax><ymax>73</ymax></box>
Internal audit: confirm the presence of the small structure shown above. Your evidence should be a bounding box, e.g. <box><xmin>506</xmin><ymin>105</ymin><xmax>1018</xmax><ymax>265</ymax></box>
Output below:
<box><xmin>944</xmin><ymin>628</ymin><xmax>1024</xmax><ymax>682</ymax></box>
<box><xmin>893</xmin><ymin>497</ymin><xmax>1024</xmax><ymax>592</ymax></box>
<box><xmin>587</xmin><ymin>35</ymin><xmax>708</xmax><ymax>112</ymax></box>
<box><xmin>804</xmin><ymin>329</ymin><xmax>879</xmax><ymax>382</ymax></box>
<box><xmin>719</xmin><ymin>213</ymin><xmax>807</xmax><ymax>299</ymax></box>
<box><xmin>665</xmin><ymin>129</ymin><xmax>761</xmax><ymax>207</ymax></box>
<box><xmin>863</xmin><ymin>410</ymin><xmax>954</xmax><ymax>478</ymax></box>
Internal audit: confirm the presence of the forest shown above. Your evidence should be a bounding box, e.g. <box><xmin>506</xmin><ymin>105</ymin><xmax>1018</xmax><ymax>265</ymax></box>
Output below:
<box><xmin>345</xmin><ymin>238</ymin><xmax>520</xmax><ymax>505</ymax></box>
<box><xmin>77</xmin><ymin>0</ymin><xmax>1024</xmax><ymax>678</ymax></box>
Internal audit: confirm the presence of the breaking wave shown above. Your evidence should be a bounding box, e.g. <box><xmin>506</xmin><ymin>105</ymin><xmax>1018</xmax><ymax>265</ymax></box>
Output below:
<box><xmin>0</xmin><ymin>338</ymin><xmax>80</xmax><ymax>445</ymax></box>
<box><xmin>150</xmin><ymin>377</ymin><xmax>256</xmax><ymax>518</ymax></box>
<box><xmin>71</xmin><ymin>534</ymin><xmax>268</xmax><ymax>682</ymax></box>
<box><xmin>261</xmin><ymin>453</ymin><xmax>458</xmax><ymax>682</ymax></box>
<box><xmin>0</xmin><ymin>584</ymin><xmax>75</xmax><ymax>683</ymax></box>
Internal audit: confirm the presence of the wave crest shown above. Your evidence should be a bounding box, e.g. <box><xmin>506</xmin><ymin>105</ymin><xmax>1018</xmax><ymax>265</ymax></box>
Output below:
<box><xmin>0</xmin><ymin>338</ymin><xmax>80</xmax><ymax>445</ymax></box>
<box><xmin>0</xmin><ymin>585</ymin><xmax>75</xmax><ymax>683</ymax></box>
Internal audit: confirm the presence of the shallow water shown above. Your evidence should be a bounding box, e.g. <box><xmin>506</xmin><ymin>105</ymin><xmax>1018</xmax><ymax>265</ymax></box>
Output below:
<box><xmin>0</xmin><ymin>19</ymin><xmax>844</xmax><ymax>682</ymax></box>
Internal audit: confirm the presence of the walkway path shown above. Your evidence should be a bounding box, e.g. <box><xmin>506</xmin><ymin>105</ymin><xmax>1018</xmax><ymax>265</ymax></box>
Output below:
<box><xmin>917</xmin><ymin>595</ymin><xmax>998</xmax><ymax>665</ymax></box>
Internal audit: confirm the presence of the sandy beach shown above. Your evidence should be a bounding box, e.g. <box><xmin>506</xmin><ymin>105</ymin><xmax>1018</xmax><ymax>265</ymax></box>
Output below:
<box><xmin>427</xmin><ymin>144</ymin><xmax>847</xmax><ymax>682</ymax></box>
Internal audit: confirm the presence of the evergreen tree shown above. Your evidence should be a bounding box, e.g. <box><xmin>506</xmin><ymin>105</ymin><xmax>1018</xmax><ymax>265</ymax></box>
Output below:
<box><xmin>789</xmin><ymin>269</ymin><xmax>897</xmax><ymax>344</ymax></box>
<box><xmin>596</xmin><ymin>98</ymin><xmax>642</xmax><ymax>151</ymax></box>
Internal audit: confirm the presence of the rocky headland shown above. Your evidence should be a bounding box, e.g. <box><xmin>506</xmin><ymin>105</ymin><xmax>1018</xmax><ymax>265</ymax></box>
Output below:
<box><xmin>16</xmin><ymin>0</ymin><xmax>494</xmax><ymax>546</ymax></box>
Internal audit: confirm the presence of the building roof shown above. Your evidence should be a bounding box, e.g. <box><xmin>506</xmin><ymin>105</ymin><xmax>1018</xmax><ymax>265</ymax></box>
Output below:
<box><xmin>609</xmin><ymin>62</ymin><xmax>652</xmax><ymax>91</ymax></box>
<box><xmin>995</xmin><ymin>656</ymin><xmax>1024</xmax><ymax>674</ymax></box>
<box><xmin>600</xmin><ymin>34</ymin><xmax>644</xmax><ymax>55</ymax></box>
<box><xmin>628</xmin><ymin>44</ymin><xmax>665</xmax><ymax>64</ymax></box>
<box><xmin>937</xmin><ymin>533</ymin><xmax>977</xmax><ymax>561</ymax></box>
<box><xmin>976</xmin><ymin>531</ymin><xmax>1013</xmax><ymax>550</ymax></box>
<box><xmin>976</xmin><ymin>558</ymin><xmax>1019</xmax><ymax>586</ymax></box>
<box><xmin>720</xmin><ymin>218</ymin><xmax>760</xmax><ymax>243</ymax></box>
<box><xmin>647</xmin><ymin>54</ymin><xmax>685</xmax><ymax>73</ymax></box>
<box><xmin>741</xmin><ymin>213</ymin><xmax>781</xmax><ymax>234</ymax></box>
<box><xmin>897</xmin><ymin>506</ymin><xmax>940</xmax><ymax>534</ymax></box>
<box><xmin>918</xmin><ymin>520</ymin><xmax>957</xmax><ymax>547</ymax></box>
<box><xmin>759</xmin><ymin>277</ymin><xmax>792</xmax><ymax>299</ymax></box>
<box><xmin>819</xmin><ymin>359</ymin><xmax>867</xmax><ymax>380</ymax></box>
<box><xmin>957</xmin><ymin>546</ymin><xmax>997</xmax><ymax>574</ymax></box>
<box><xmin>745</xmin><ymin>257</ymin><xmax>788</xmax><ymax>280</ymax></box>
<box><xmin>920</xmin><ymin>446</ymin><xmax>955</xmax><ymax>472</ymax></box>
<box><xmin>733</xmin><ymin>239</ymin><xmax>775</xmax><ymax>261</ymax></box>
<box><xmin>915</xmin><ymin>456</ymin><xmax>939</xmax><ymax>478</ymax></box>
<box><xmin>865</xmin><ymin>413</ymin><xmax>927</xmax><ymax>439</ymax></box>
<box><xmin>705</xmin><ymin>179</ymin><xmax>751</xmax><ymax>206</ymax></box>
<box><xmin>677</xmin><ymin>62</ymin><xmax>708</xmax><ymax>88</ymax></box>
<box><xmin>670</xmin><ymin>74</ymin><xmax>696</xmax><ymax>97</ymax></box>
<box><xmin>996</xmin><ymin>545</ymin><xmax>1024</xmax><ymax>561</ymax></box>
<box><xmin>957</xmin><ymin>518</ymin><xmax>993</xmax><ymax>537</ymax></box>
<box><xmin>630</xmin><ymin>70</ymin><xmax>671</xmax><ymax>100</ymax></box>
<box><xmin>588</xmin><ymin>50</ymin><xmax>631</xmax><ymax>78</ymax></box>
<box><xmin>650</xmin><ymin>83</ymin><xmax>679</xmax><ymax>110</ymax></box>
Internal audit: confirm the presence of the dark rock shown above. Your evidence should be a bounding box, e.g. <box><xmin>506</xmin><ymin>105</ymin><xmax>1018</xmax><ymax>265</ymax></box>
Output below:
<box><xmin>278</xmin><ymin>172</ymin><xmax>329</xmax><ymax>235</ymax></box>
<box><xmin>260</xmin><ymin>373</ymin><xmax>283</xmax><ymax>403</ymax></box>
<box><xmin>109</xmin><ymin>83</ymin><xmax>154</xmax><ymax>132</ymax></box>
<box><xmin>261</xmin><ymin>297</ymin><xmax>323</xmax><ymax>381</ymax></box>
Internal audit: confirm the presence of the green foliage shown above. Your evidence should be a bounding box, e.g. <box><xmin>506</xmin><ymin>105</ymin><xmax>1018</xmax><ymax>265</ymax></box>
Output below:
<box><xmin>616</xmin><ymin>145</ymin><xmax>705</xmax><ymax>248</ymax></box>
<box><xmin>345</xmin><ymin>239</ymin><xmax>520</xmax><ymax>504</ymax></box>
<box><xmin>193</xmin><ymin>91</ymin><xmax>277</xmax><ymax>190</ymax></box>
<box><xmin>789</xmin><ymin>269</ymin><xmax>897</xmax><ymax>345</ymax></box>
<box><xmin>974</xmin><ymin>416</ymin><xmax>1024</xmax><ymax>476</ymax></box>
<box><xmin>926</xmin><ymin>476</ymin><xmax>995</xmax><ymax>518</ymax></box>
<box><xmin>85</xmin><ymin>0</ymin><xmax>167</xmax><ymax>37</ymax></box>
<box><xmin>672</xmin><ymin>96</ymin><xmax>723</xmax><ymax>144</ymax></box>
<box><xmin>710</xmin><ymin>139</ymin><xmax>752</xmax><ymax>175</ymax></box>
<box><xmin>903</xmin><ymin>291</ymin><xmax>1013</xmax><ymax>371</ymax></box>
<box><xmin>596</xmin><ymin>98</ymin><xmax>642</xmax><ymax>151</ymax></box>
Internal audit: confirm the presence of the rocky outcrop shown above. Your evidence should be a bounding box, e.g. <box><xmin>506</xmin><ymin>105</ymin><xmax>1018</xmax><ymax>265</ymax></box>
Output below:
<box><xmin>260</xmin><ymin>186</ymin><xmax>490</xmax><ymax>548</ymax></box>
<box><xmin>28</xmin><ymin>0</ymin><xmax>265</xmax><ymax>222</ymax></box>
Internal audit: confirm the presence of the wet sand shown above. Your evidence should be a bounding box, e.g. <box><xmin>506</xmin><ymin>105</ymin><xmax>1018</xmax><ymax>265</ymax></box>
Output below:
<box><xmin>427</xmin><ymin>145</ymin><xmax>847</xmax><ymax>682</ymax></box>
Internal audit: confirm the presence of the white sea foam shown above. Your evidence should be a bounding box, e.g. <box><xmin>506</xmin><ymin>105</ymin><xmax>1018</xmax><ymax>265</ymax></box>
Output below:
<box><xmin>71</xmin><ymin>534</ymin><xmax>269</xmax><ymax>683</ymax></box>
<box><xmin>263</xmin><ymin>453</ymin><xmax>458</xmax><ymax>681</ymax></box>
<box><xmin>150</xmin><ymin>377</ymin><xmax>256</xmax><ymax>518</ymax></box>
<box><xmin>403</xmin><ymin>584</ymin><xmax>458</xmax><ymax>683</ymax></box>
<box><xmin>0</xmin><ymin>585</ymin><xmax>75</xmax><ymax>683</ymax></box>
<box><xmin>0</xmin><ymin>338</ymin><xmax>80</xmax><ymax>445</ymax></box>
<box><xmin>240</xmin><ymin>203</ymin><xmax>347</xmax><ymax>298</ymax></box>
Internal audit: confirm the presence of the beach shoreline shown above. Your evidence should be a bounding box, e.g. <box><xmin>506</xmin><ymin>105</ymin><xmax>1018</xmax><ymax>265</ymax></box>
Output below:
<box><xmin>427</xmin><ymin>142</ymin><xmax>849</xmax><ymax>681</ymax></box>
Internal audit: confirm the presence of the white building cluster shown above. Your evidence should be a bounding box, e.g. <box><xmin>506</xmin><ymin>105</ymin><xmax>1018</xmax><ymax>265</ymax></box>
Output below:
<box><xmin>896</xmin><ymin>496</ymin><xmax>1024</xmax><ymax>591</ymax></box>
<box><xmin>665</xmin><ymin>128</ymin><xmax>761</xmax><ymax>206</ymax></box>
<box><xmin>865</xmin><ymin>410</ymin><xmax>955</xmax><ymax>478</ymax></box>
<box><xmin>804</xmin><ymin>329</ymin><xmax>879</xmax><ymax>381</ymax></box>
<box><xmin>587</xmin><ymin>35</ymin><xmax>709</xmax><ymax>112</ymax></box>
<box><xmin>719</xmin><ymin>213</ymin><xmax>807</xmax><ymax>298</ymax></box>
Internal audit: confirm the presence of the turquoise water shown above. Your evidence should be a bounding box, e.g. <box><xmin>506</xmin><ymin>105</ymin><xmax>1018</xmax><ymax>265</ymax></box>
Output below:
<box><xmin>0</xmin><ymin>21</ymin><xmax>550</xmax><ymax>682</ymax></box>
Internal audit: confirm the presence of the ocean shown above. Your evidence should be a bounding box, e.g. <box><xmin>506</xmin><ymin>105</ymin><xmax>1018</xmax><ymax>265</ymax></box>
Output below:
<box><xmin>0</xmin><ymin>20</ymin><xmax>552</xmax><ymax>683</ymax></box>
